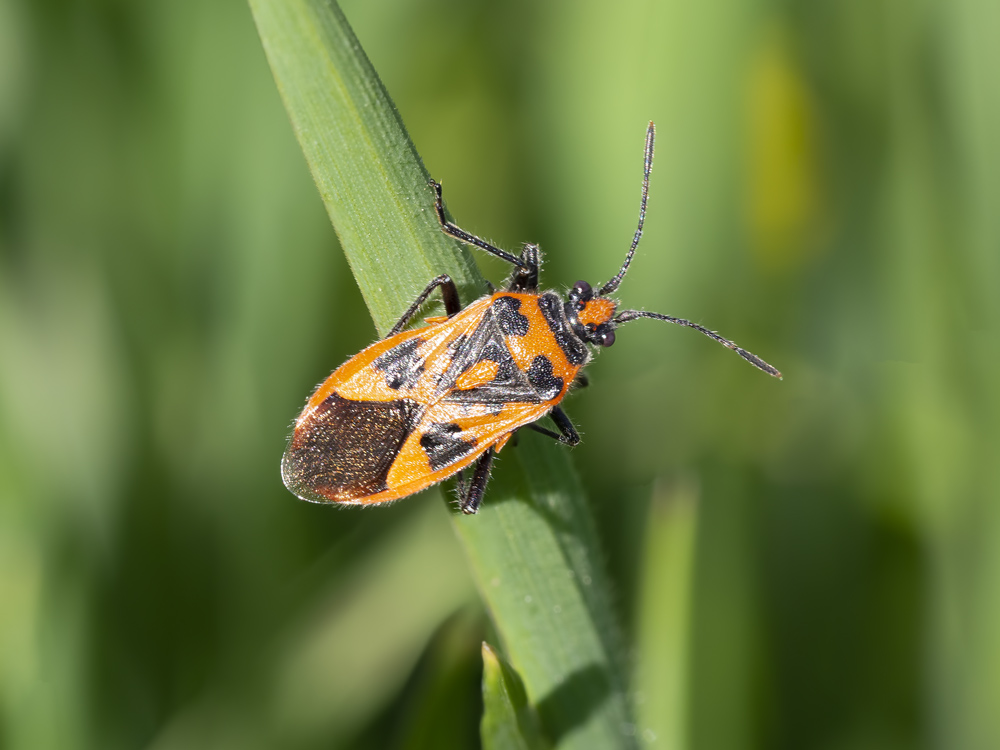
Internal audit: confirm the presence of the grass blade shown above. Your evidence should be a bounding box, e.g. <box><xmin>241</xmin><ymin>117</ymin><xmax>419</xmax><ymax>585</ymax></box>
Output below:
<box><xmin>481</xmin><ymin>642</ymin><xmax>549</xmax><ymax>750</ymax></box>
<box><xmin>634</xmin><ymin>481</ymin><xmax>698</xmax><ymax>748</ymax></box>
<box><xmin>249</xmin><ymin>0</ymin><xmax>482</xmax><ymax>333</ymax></box>
<box><xmin>250</xmin><ymin>1</ymin><xmax>636</xmax><ymax>746</ymax></box>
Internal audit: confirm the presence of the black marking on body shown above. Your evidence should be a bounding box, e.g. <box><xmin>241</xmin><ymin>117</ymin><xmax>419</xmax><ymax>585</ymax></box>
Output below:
<box><xmin>443</xmin><ymin>320</ymin><xmax>541</xmax><ymax>405</ymax></box>
<box><xmin>527</xmin><ymin>355</ymin><xmax>564</xmax><ymax>401</ymax></box>
<box><xmin>429</xmin><ymin>334</ymin><xmax>468</xmax><ymax>390</ymax></box>
<box><xmin>437</xmin><ymin>319</ymin><xmax>494</xmax><ymax>397</ymax></box>
<box><xmin>282</xmin><ymin>394</ymin><xmax>420</xmax><ymax>501</ymax></box>
<box><xmin>491</xmin><ymin>295</ymin><xmax>529</xmax><ymax>336</ymax></box>
<box><xmin>420</xmin><ymin>422</ymin><xmax>478</xmax><ymax>471</ymax></box>
<box><xmin>537</xmin><ymin>292</ymin><xmax>587</xmax><ymax>366</ymax></box>
<box><xmin>373</xmin><ymin>338</ymin><xmax>426</xmax><ymax>390</ymax></box>
<box><xmin>475</xmin><ymin>339</ymin><xmax>520</xmax><ymax>381</ymax></box>
<box><xmin>449</xmin><ymin>334</ymin><xmax>468</xmax><ymax>356</ymax></box>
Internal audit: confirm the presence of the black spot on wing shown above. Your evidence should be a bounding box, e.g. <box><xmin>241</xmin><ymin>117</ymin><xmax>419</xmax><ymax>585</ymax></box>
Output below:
<box><xmin>528</xmin><ymin>355</ymin><xmax>564</xmax><ymax>401</ymax></box>
<box><xmin>475</xmin><ymin>339</ymin><xmax>519</xmax><ymax>380</ymax></box>
<box><xmin>450</xmin><ymin>334</ymin><xmax>468</xmax><ymax>356</ymax></box>
<box><xmin>373</xmin><ymin>338</ymin><xmax>426</xmax><ymax>390</ymax></box>
<box><xmin>491</xmin><ymin>295</ymin><xmax>529</xmax><ymax>336</ymax></box>
<box><xmin>420</xmin><ymin>422</ymin><xmax>478</xmax><ymax>471</ymax></box>
<box><xmin>282</xmin><ymin>394</ymin><xmax>421</xmax><ymax>501</ymax></box>
<box><xmin>430</xmin><ymin>333</ymin><xmax>467</xmax><ymax>390</ymax></box>
<box><xmin>444</xmin><ymin>331</ymin><xmax>541</xmax><ymax>405</ymax></box>
<box><xmin>436</xmin><ymin>318</ymin><xmax>493</xmax><ymax>397</ymax></box>
<box><xmin>537</xmin><ymin>292</ymin><xmax>587</xmax><ymax>366</ymax></box>
<box><xmin>437</xmin><ymin>312</ymin><xmax>507</xmax><ymax>394</ymax></box>
<box><xmin>444</xmin><ymin>381</ymin><xmax>538</xmax><ymax>406</ymax></box>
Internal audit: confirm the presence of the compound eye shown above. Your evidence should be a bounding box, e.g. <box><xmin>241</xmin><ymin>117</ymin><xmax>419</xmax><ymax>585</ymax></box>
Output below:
<box><xmin>570</xmin><ymin>280</ymin><xmax>593</xmax><ymax>305</ymax></box>
<box><xmin>596</xmin><ymin>325</ymin><xmax>616</xmax><ymax>347</ymax></box>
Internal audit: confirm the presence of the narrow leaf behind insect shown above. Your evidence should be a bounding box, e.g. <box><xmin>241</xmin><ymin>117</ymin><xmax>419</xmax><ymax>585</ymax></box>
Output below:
<box><xmin>249</xmin><ymin>0</ymin><xmax>481</xmax><ymax>332</ymax></box>
<box><xmin>460</xmin><ymin>441</ymin><xmax>637</xmax><ymax>748</ymax></box>
<box><xmin>249</xmin><ymin>0</ymin><xmax>637</xmax><ymax>747</ymax></box>
<box><xmin>634</xmin><ymin>480</ymin><xmax>698</xmax><ymax>749</ymax></box>
<box><xmin>481</xmin><ymin>642</ymin><xmax>549</xmax><ymax>750</ymax></box>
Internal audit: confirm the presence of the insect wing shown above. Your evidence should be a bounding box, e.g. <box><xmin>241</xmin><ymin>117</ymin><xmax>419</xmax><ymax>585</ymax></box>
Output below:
<box><xmin>282</xmin><ymin>298</ymin><xmax>493</xmax><ymax>505</ymax></box>
<box><xmin>383</xmin><ymin>397</ymin><xmax>552</xmax><ymax>499</ymax></box>
<box><xmin>380</xmin><ymin>297</ymin><xmax>562</xmax><ymax>499</ymax></box>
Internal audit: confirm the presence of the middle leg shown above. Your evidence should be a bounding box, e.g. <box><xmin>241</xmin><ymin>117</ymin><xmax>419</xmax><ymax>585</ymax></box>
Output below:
<box><xmin>389</xmin><ymin>274</ymin><xmax>461</xmax><ymax>335</ymax></box>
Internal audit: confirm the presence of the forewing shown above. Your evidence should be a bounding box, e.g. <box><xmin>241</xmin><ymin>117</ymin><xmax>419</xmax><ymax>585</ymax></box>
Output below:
<box><xmin>383</xmin><ymin>401</ymin><xmax>552</xmax><ymax>499</ymax></box>
<box><xmin>284</xmin><ymin>298</ymin><xmax>493</xmax><ymax>504</ymax></box>
<box><xmin>282</xmin><ymin>393</ymin><xmax>421</xmax><ymax>503</ymax></box>
<box><xmin>322</xmin><ymin>296</ymin><xmax>495</xmax><ymax>406</ymax></box>
<box><xmin>285</xmin><ymin>294</ymin><xmax>567</xmax><ymax>506</ymax></box>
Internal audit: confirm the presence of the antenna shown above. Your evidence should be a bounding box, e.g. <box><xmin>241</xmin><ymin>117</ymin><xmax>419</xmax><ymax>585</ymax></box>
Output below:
<box><xmin>614</xmin><ymin>309</ymin><xmax>782</xmax><ymax>378</ymax></box>
<box><xmin>598</xmin><ymin>121</ymin><xmax>655</xmax><ymax>297</ymax></box>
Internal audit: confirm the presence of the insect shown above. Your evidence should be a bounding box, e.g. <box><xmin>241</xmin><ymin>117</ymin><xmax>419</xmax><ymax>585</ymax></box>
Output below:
<box><xmin>282</xmin><ymin>122</ymin><xmax>780</xmax><ymax>515</ymax></box>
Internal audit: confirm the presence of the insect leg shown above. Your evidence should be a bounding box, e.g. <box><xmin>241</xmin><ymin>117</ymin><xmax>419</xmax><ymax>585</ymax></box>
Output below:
<box><xmin>389</xmin><ymin>274</ymin><xmax>461</xmax><ymax>336</ymax></box>
<box><xmin>460</xmin><ymin>447</ymin><xmax>495</xmax><ymax>515</ymax></box>
<box><xmin>430</xmin><ymin>180</ymin><xmax>530</xmax><ymax>271</ymax></box>
<box><xmin>525</xmin><ymin>406</ymin><xmax>581</xmax><ymax>446</ymax></box>
<box><xmin>507</xmin><ymin>244</ymin><xmax>540</xmax><ymax>293</ymax></box>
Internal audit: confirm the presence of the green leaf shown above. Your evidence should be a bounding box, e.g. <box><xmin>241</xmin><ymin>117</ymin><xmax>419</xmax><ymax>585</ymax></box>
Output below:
<box><xmin>456</xmin><ymin>440</ymin><xmax>637</xmax><ymax>748</ymax></box>
<box><xmin>249</xmin><ymin>0</ymin><xmax>482</xmax><ymax>335</ymax></box>
<box><xmin>250</xmin><ymin>1</ymin><xmax>637</xmax><ymax>746</ymax></box>
<box><xmin>634</xmin><ymin>481</ymin><xmax>698</xmax><ymax>749</ymax></box>
<box><xmin>481</xmin><ymin>642</ymin><xmax>549</xmax><ymax>750</ymax></box>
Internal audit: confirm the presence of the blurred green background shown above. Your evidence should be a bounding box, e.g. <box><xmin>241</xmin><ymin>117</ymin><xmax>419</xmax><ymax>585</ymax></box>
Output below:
<box><xmin>2</xmin><ymin>0</ymin><xmax>998</xmax><ymax>748</ymax></box>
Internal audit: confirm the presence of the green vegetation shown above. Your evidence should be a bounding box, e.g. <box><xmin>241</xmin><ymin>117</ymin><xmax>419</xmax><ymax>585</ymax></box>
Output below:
<box><xmin>250</xmin><ymin>2</ymin><xmax>634</xmax><ymax>746</ymax></box>
<box><xmin>1</xmin><ymin>0</ymin><xmax>997</xmax><ymax>748</ymax></box>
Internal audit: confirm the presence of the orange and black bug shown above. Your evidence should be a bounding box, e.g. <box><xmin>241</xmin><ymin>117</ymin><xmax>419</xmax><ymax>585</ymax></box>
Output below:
<box><xmin>282</xmin><ymin>123</ymin><xmax>781</xmax><ymax>515</ymax></box>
